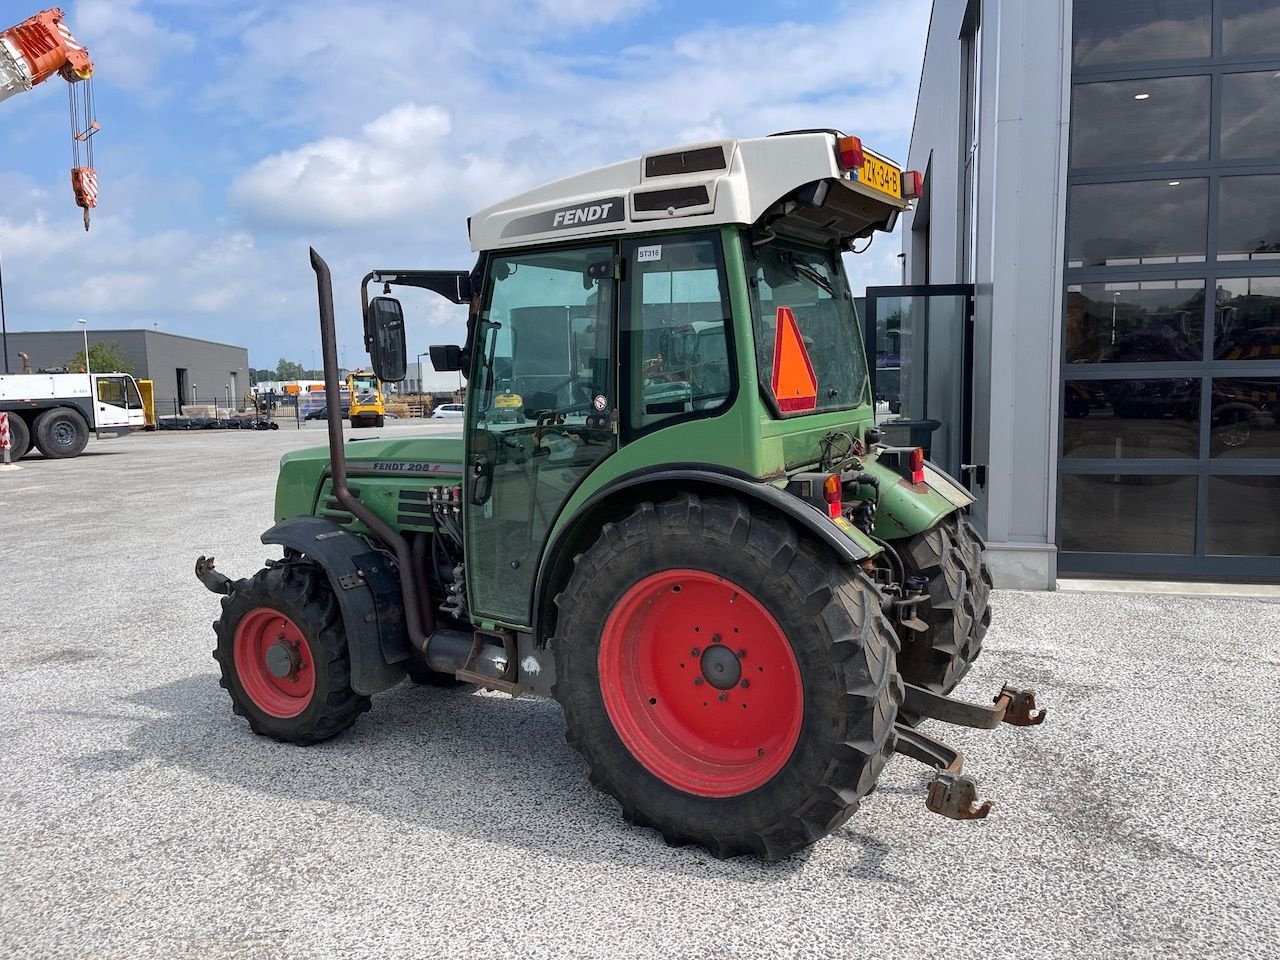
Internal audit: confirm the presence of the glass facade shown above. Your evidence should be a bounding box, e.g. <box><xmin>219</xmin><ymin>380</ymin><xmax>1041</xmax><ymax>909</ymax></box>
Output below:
<box><xmin>1062</xmin><ymin>0</ymin><xmax>1280</xmax><ymax>576</ymax></box>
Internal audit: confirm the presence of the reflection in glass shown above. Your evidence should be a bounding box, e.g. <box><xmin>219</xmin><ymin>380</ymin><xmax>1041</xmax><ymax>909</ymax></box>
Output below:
<box><xmin>1210</xmin><ymin>379</ymin><xmax>1280</xmax><ymax>458</ymax></box>
<box><xmin>1218</xmin><ymin>176</ymin><xmax>1280</xmax><ymax>262</ymax></box>
<box><xmin>1223</xmin><ymin>0</ymin><xmax>1280</xmax><ymax>56</ymax></box>
<box><xmin>1063</xmin><ymin>379</ymin><xmax>1199</xmax><ymax>458</ymax></box>
<box><xmin>1065</xmin><ymin>281</ymin><xmax>1205</xmax><ymax>363</ymax></box>
<box><xmin>1061</xmin><ymin>475</ymin><xmax>1196</xmax><ymax>553</ymax></box>
<box><xmin>1067</xmin><ymin>180</ymin><xmax>1207</xmax><ymax>268</ymax></box>
<box><xmin>1073</xmin><ymin>0</ymin><xmax>1209</xmax><ymax>66</ymax></box>
<box><xmin>1214</xmin><ymin>277</ymin><xmax>1280</xmax><ymax>360</ymax></box>
<box><xmin>1071</xmin><ymin>76</ymin><xmax>1208</xmax><ymax>167</ymax></box>
<box><xmin>1222</xmin><ymin>72</ymin><xmax>1280</xmax><ymax>160</ymax></box>
<box><xmin>1207</xmin><ymin>476</ymin><xmax>1280</xmax><ymax>555</ymax></box>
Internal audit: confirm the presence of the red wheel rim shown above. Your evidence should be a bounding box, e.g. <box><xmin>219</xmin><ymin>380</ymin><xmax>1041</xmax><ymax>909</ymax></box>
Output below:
<box><xmin>598</xmin><ymin>570</ymin><xmax>804</xmax><ymax>798</ymax></box>
<box><xmin>233</xmin><ymin>608</ymin><xmax>316</xmax><ymax>719</ymax></box>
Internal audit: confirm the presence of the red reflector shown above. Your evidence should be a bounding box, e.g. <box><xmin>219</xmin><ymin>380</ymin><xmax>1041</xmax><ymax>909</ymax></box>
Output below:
<box><xmin>910</xmin><ymin>447</ymin><xmax>925</xmax><ymax>485</ymax></box>
<box><xmin>836</xmin><ymin>135</ymin><xmax>864</xmax><ymax>171</ymax></box>
<box><xmin>823</xmin><ymin>474</ymin><xmax>842</xmax><ymax>518</ymax></box>
<box><xmin>903</xmin><ymin>170</ymin><xmax>924</xmax><ymax>200</ymax></box>
<box><xmin>771</xmin><ymin>306</ymin><xmax>818</xmax><ymax>413</ymax></box>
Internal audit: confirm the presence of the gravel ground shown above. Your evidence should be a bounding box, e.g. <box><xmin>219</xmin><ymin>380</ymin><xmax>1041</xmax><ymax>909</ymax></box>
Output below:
<box><xmin>1</xmin><ymin>424</ymin><xmax>1277</xmax><ymax>960</ymax></box>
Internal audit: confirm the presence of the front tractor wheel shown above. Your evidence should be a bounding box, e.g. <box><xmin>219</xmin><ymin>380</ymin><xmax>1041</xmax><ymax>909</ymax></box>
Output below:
<box><xmin>895</xmin><ymin>514</ymin><xmax>993</xmax><ymax>696</ymax></box>
<box><xmin>554</xmin><ymin>495</ymin><xmax>901</xmax><ymax>861</ymax></box>
<box><xmin>213</xmin><ymin>561</ymin><xmax>370</xmax><ymax>744</ymax></box>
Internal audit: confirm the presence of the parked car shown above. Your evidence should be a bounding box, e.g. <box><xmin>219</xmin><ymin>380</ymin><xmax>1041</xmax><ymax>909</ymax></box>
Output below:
<box><xmin>431</xmin><ymin>402</ymin><xmax>465</xmax><ymax>419</ymax></box>
<box><xmin>305</xmin><ymin>405</ymin><xmax>349</xmax><ymax>421</ymax></box>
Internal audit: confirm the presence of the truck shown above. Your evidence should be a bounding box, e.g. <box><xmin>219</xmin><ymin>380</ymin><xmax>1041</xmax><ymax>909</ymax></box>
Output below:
<box><xmin>0</xmin><ymin>372</ymin><xmax>146</xmax><ymax>458</ymax></box>
<box><xmin>196</xmin><ymin>129</ymin><xmax>1044</xmax><ymax>860</ymax></box>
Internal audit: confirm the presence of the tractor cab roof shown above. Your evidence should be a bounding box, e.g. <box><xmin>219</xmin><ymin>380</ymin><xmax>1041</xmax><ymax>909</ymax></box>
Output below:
<box><xmin>468</xmin><ymin>130</ymin><xmax>911</xmax><ymax>254</ymax></box>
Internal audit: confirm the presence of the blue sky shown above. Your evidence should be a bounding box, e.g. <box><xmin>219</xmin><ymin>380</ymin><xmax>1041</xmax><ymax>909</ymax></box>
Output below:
<box><xmin>1</xmin><ymin>0</ymin><xmax>929</xmax><ymax>372</ymax></box>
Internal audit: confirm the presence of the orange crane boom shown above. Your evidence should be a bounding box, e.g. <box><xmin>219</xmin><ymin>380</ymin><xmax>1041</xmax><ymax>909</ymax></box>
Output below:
<box><xmin>0</xmin><ymin>7</ymin><xmax>99</xmax><ymax>229</ymax></box>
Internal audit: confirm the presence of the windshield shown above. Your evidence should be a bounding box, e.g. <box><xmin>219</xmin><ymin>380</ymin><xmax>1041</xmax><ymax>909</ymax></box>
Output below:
<box><xmin>750</xmin><ymin>240</ymin><xmax>869</xmax><ymax>414</ymax></box>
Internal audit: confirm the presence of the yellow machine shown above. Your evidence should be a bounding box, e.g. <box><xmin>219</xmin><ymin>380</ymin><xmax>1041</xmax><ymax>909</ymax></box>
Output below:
<box><xmin>137</xmin><ymin>378</ymin><xmax>156</xmax><ymax>429</ymax></box>
<box><xmin>346</xmin><ymin>370</ymin><xmax>385</xmax><ymax>428</ymax></box>
<box><xmin>492</xmin><ymin>385</ymin><xmax>524</xmax><ymax>423</ymax></box>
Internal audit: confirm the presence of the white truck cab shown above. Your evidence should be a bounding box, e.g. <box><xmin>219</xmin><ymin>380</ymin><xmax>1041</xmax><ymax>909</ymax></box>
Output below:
<box><xmin>0</xmin><ymin>371</ymin><xmax>146</xmax><ymax>460</ymax></box>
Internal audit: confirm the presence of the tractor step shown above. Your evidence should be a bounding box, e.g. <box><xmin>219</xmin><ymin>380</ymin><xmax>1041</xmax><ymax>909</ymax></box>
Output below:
<box><xmin>901</xmin><ymin>681</ymin><xmax>1047</xmax><ymax>729</ymax></box>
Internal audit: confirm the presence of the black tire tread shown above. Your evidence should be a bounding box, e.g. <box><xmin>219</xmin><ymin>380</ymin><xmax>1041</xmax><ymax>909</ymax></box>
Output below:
<box><xmin>3</xmin><ymin>413</ymin><xmax>31</xmax><ymax>460</ymax></box>
<box><xmin>896</xmin><ymin>514</ymin><xmax>992</xmax><ymax>694</ymax></box>
<box><xmin>553</xmin><ymin>493</ymin><xmax>901</xmax><ymax>861</ymax></box>
<box><xmin>212</xmin><ymin>561</ymin><xmax>369</xmax><ymax>744</ymax></box>
<box><xmin>33</xmin><ymin>407</ymin><xmax>89</xmax><ymax>459</ymax></box>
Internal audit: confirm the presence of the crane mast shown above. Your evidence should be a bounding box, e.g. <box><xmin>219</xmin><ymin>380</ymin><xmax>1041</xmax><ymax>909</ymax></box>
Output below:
<box><xmin>0</xmin><ymin>7</ymin><xmax>99</xmax><ymax>229</ymax></box>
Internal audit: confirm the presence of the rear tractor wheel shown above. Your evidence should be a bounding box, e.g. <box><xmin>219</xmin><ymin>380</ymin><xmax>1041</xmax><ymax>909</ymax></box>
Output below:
<box><xmin>554</xmin><ymin>494</ymin><xmax>902</xmax><ymax>861</ymax></box>
<box><xmin>213</xmin><ymin>560</ymin><xmax>369</xmax><ymax>744</ymax></box>
<box><xmin>894</xmin><ymin>514</ymin><xmax>992</xmax><ymax>696</ymax></box>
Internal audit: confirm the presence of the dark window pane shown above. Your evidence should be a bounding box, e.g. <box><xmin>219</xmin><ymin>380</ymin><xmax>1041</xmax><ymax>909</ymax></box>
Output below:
<box><xmin>1211</xmin><ymin>379</ymin><xmax>1280</xmax><ymax>458</ymax></box>
<box><xmin>1063</xmin><ymin>379</ymin><xmax>1200</xmax><ymax>458</ymax></box>
<box><xmin>1067</xmin><ymin>179</ymin><xmax>1207</xmax><ymax>268</ymax></box>
<box><xmin>1071</xmin><ymin>76</ymin><xmax>1209</xmax><ymax>167</ymax></box>
<box><xmin>1218</xmin><ymin>176</ymin><xmax>1280</xmax><ymax>261</ymax></box>
<box><xmin>1223</xmin><ymin>0</ymin><xmax>1280</xmax><ymax>56</ymax></box>
<box><xmin>1222</xmin><ymin>72</ymin><xmax>1280</xmax><ymax>160</ymax></box>
<box><xmin>1061</xmin><ymin>474</ymin><xmax>1196</xmax><ymax>553</ymax></box>
<box><xmin>1214</xmin><ymin>277</ymin><xmax>1280</xmax><ymax>359</ymax></box>
<box><xmin>1073</xmin><ymin>0</ymin><xmax>1210</xmax><ymax>66</ymax></box>
<box><xmin>1207</xmin><ymin>476</ymin><xmax>1280</xmax><ymax>555</ymax></box>
<box><xmin>1065</xmin><ymin>281</ymin><xmax>1205</xmax><ymax>363</ymax></box>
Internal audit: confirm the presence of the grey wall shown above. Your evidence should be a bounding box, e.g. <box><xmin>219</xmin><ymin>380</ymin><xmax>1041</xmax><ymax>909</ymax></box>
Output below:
<box><xmin>904</xmin><ymin>0</ymin><xmax>1072</xmax><ymax>588</ymax></box>
<box><xmin>4</xmin><ymin>330</ymin><xmax>149</xmax><ymax>376</ymax></box>
<box><xmin>143</xmin><ymin>332</ymin><xmax>250</xmax><ymax>412</ymax></box>
<box><xmin>3</xmin><ymin>330</ymin><xmax>249</xmax><ymax>413</ymax></box>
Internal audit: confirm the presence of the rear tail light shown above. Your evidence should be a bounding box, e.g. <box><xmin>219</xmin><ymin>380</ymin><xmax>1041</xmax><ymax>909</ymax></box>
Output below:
<box><xmin>903</xmin><ymin>170</ymin><xmax>924</xmax><ymax>200</ymax></box>
<box><xmin>909</xmin><ymin>447</ymin><xmax>925</xmax><ymax>485</ymax></box>
<box><xmin>823</xmin><ymin>473</ymin><xmax>842</xmax><ymax>519</ymax></box>
<box><xmin>836</xmin><ymin>135</ymin><xmax>864</xmax><ymax>171</ymax></box>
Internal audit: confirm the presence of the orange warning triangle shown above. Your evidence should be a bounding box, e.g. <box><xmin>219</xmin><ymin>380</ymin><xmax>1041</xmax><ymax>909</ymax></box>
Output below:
<box><xmin>770</xmin><ymin>306</ymin><xmax>818</xmax><ymax>412</ymax></box>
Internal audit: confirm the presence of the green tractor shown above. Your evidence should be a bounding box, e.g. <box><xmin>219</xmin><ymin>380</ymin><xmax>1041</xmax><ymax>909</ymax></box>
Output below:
<box><xmin>196</xmin><ymin>130</ymin><xmax>1044</xmax><ymax>860</ymax></box>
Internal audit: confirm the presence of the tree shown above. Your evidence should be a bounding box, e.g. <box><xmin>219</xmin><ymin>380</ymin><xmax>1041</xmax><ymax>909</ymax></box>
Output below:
<box><xmin>275</xmin><ymin>358</ymin><xmax>305</xmax><ymax>380</ymax></box>
<box><xmin>250</xmin><ymin>367</ymin><xmax>275</xmax><ymax>383</ymax></box>
<box><xmin>68</xmin><ymin>341</ymin><xmax>135</xmax><ymax>375</ymax></box>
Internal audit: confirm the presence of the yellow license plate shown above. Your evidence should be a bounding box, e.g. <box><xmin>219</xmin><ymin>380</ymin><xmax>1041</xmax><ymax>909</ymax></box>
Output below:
<box><xmin>858</xmin><ymin>154</ymin><xmax>901</xmax><ymax>199</ymax></box>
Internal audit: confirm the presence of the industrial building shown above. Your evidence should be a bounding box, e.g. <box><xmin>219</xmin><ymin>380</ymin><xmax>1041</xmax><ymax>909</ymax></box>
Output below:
<box><xmin>890</xmin><ymin>0</ymin><xmax>1280</xmax><ymax>586</ymax></box>
<box><xmin>3</xmin><ymin>329</ymin><xmax>250</xmax><ymax>415</ymax></box>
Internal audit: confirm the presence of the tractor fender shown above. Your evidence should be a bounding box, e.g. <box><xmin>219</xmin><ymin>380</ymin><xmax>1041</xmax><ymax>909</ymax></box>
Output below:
<box><xmin>862</xmin><ymin>455</ymin><xmax>974</xmax><ymax>541</ymax></box>
<box><xmin>532</xmin><ymin>465</ymin><xmax>877</xmax><ymax>643</ymax></box>
<box><xmin>261</xmin><ymin>516</ymin><xmax>409</xmax><ymax>696</ymax></box>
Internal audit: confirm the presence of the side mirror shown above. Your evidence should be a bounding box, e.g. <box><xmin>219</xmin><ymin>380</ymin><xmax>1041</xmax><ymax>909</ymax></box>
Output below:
<box><xmin>430</xmin><ymin>344</ymin><xmax>463</xmax><ymax>372</ymax></box>
<box><xmin>367</xmin><ymin>296</ymin><xmax>408</xmax><ymax>382</ymax></box>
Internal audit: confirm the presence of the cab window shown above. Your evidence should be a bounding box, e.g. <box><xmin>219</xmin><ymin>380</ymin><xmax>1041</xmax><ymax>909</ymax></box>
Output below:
<box><xmin>622</xmin><ymin>233</ymin><xmax>733</xmax><ymax>437</ymax></box>
<box><xmin>96</xmin><ymin>377</ymin><xmax>128</xmax><ymax>407</ymax></box>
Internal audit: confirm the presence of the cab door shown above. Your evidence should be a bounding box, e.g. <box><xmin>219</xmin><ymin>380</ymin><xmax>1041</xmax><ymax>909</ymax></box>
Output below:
<box><xmin>92</xmin><ymin>375</ymin><xmax>136</xmax><ymax>430</ymax></box>
<box><xmin>463</xmin><ymin>243</ymin><xmax>619</xmax><ymax>625</ymax></box>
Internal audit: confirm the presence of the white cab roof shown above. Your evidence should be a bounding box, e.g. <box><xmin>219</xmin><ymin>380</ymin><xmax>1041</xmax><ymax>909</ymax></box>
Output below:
<box><xmin>468</xmin><ymin>131</ymin><xmax>908</xmax><ymax>252</ymax></box>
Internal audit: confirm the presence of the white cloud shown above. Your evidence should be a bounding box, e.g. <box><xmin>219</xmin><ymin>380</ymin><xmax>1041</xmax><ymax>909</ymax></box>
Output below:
<box><xmin>70</xmin><ymin>0</ymin><xmax>196</xmax><ymax>92</ymax></box>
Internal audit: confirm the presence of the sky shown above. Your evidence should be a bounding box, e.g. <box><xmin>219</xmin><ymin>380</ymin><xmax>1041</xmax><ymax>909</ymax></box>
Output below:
<box><xmin>0</xmin><ymin>0</ymin><xmax>930</xmax><ymax>375</ymax></box>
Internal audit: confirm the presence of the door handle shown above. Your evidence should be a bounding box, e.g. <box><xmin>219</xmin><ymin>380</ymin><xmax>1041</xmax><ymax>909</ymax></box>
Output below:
<box><xmin>471</xmin><ymin>454</ymin><xmax>492</xmax><ymax>505</ymax></box>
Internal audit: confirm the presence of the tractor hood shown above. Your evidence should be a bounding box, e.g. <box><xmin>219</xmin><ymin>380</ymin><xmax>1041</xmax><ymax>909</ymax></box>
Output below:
<box><xmin>274</xmin><ymin>435</ymin><xmax>465</xmax><ymax>522</ymax></box>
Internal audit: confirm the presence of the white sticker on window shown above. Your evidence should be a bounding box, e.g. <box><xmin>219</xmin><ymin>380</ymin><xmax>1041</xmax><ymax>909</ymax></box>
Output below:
<box><xmin>636</xmin><ymin>245</ymin><xmax>662</xmax><ymax>263</ymax></box>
